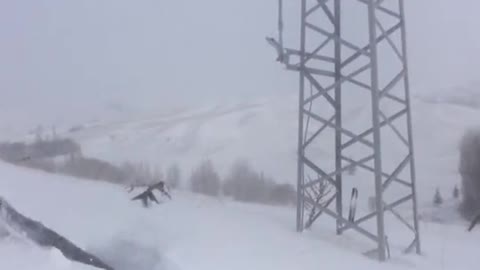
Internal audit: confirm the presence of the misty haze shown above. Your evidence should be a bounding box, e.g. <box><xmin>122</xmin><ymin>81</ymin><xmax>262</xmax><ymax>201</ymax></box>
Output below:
<box><xmin>0</xmin><ymin>1</ymin><xmax>480</xmax><ymax>270</ymax></box>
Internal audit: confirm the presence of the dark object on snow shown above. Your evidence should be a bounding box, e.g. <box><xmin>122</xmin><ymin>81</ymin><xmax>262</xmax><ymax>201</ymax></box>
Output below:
<box><xmin>0</xmin><ymin>197</ymin><xmax>113</xmax><ymax>270</ymax></box>
<box><xmin>385</xmin><ymin>236</ymin><xmax>391</xmax><ymax>259</ymax></box>
<box><xmin>131</xmin><ymin>181</ymin><xmax>171</xmax><ymax>208</ymax></box>
<box><xmin>348</xmin><ymin>188</ymin><xmax>358</xmax><ymax>222</ymax></box>
<box><xmin>433</xmin><ymin>188</ymin><xmax>443</xmax><ymax>206</ymax></box>
<box><xmin>467</xmin><ymin>213</ymin><xmax>480</xmax><ymax>232</ymax></box>
<box><xmin>132</xmin><ymin>189</ymin><xmax>159</xmax><ymax>207</ymax></box>
<box><xmin>453</xmin><ymin>185</ymin><xmax>460</xmax><ymax>199</ymax></box>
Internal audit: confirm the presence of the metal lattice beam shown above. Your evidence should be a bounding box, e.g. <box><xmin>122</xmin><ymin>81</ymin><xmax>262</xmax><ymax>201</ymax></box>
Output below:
<box><xmin>271</xmin><ymin>0</ymin><xmax>421</xmax><ymax>261</ymax></box>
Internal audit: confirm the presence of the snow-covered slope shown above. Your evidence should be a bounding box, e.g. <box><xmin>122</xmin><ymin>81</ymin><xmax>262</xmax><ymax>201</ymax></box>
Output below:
<box><xmin>61</xmin><ymin>96</ymin><xmax>298</xmax><ymax>183</ymax></box>
<box><xmin>0</xmin><ymin>161</ymin><xmax>478</xmax><ymax>270</ymax></box>
<box><xmin>54</xmin><ymin>87</ymin><xmax>480</xmax><ymax>210</ymax></box>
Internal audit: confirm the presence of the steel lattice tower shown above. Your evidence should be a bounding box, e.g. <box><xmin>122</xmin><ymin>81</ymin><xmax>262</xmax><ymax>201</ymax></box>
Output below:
<box><xmin>270</xmin><ymin>0</ymin><xmax>421</xmax><ymax>261</ymax></box>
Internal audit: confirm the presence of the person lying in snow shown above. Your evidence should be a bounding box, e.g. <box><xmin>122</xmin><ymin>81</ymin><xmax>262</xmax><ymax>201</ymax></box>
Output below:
<box><xmin>131</xmin><ymin>181</ymin><xmax>171</xmax><ymax>207</ymax></box>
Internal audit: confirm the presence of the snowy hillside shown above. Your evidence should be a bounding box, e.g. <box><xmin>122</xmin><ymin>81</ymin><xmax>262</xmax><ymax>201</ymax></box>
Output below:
<box><xmin>50</xmin><ymin>87</ymin><xmax>480</xmax><ymax>210</ymax></box>
<box><xmin>0</xmin><ymin>160</ymin><xmax>478</xmax><ymax>270</ymax></box>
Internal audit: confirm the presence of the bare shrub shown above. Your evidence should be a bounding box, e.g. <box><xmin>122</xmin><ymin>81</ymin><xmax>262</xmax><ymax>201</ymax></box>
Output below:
<box><xmin>29</xmin><ymin>138</ymin><xmax>81</xmax><ymax>159</ymax></box>
<box><xmin>304</xmin><ymin>175</ymin><xmax>333</xmax><ymax>229</ymax></box>
<box><xmin>0</xmin><ymin>137</ymin><xmax>80</xmax><ymax>163</ymax></box>
<box><xmin>0</xmin><ymin>142</ymin><xmax>28</xmax><ymax>162</ymax></box>
<box><xmin>0</xmin><ymin>137</ymin><xmax>169</xmax><ymax>188</ymax></box>
<box><xmin>190</xmin><ymin>160</ymin><xmax>221</xmax><ymax>196</ymax></box>
<box><xmin>223</xmin><ymin>159</ymin><xmax>296</xmax><ymax>206</ymax></box>
<box><xmin>268</xmin><ymin>183</ymin><xmax>296</xmax><ymax>206</ymax></box>
<box><xmin>223</xmin><ymin>160</ymin><xmax>269</xmax><ymax>203</ymax></box>
<box><xmin>23</xmin><ymin>158</ymin><xmax>57</xmax><ymax>173</ymax></box>
<box><xmin>61</xmin><ymin>156</ymin><xmax>127</xmax><ymax>183</ymax></box>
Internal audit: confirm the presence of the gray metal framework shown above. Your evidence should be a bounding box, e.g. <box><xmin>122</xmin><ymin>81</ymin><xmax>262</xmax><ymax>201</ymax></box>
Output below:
<box><xmin>269</xmin><ymin>0</ymin><xmax>421</xmax><ymax>261</ymax></box>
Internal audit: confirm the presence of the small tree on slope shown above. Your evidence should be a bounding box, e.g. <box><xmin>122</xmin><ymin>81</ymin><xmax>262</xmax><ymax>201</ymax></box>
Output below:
<box><xmin>434</xmin><ymin>188</ymin><xmax>443</xmax><ymax>206</ymax></box>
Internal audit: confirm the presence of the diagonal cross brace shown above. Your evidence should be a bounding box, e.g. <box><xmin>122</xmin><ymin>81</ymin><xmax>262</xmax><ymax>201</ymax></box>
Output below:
<box><xmin>305</xmin><ymin>193</ymin><xmax>337</xmax><ymax>229</ymax></box>
<box><xmin>341</xmin><ymin>108</ymin><xmax>407</xmax><ymax>150</ymax></box>
<box><xmin>341</xmin><ymin>155</ymin><xmax>412</xmax><ymax>188</ymax></box>
<box><xmin>382</xmin><ymin>154</ymin><xmax>411</xmax><ymax>191</ymax></box>
<box><xmin>302</xmin><ymin>156</ymin><xmax>337</xmax><ymax>187</ymax></box>
<box><xmin>303</xmin><ymin>195</ymin><xmax>380</xmax><ymax>243</ymax></box>
<box><xmin>389</xmin><ymin>207</ymin><xmax>416</xmax><ymax>233</ymax></box>
<box><xmin>303</xmin><ymin>109</ymin><xmax>374</xmax><ymax>148</ymax></box>
<box><xmin>303</xmin><ymin>154</ymin><xmax>375</xmax><ymax>189</ymax></box>
<box><xmin>339</xmin><ymin>194</ymin><xmax>413</xmax><ymax>233</ymax></box>
<box><xmin>304</xmin><ymin>71</ymin><xmax>337</xmax><ymax>108</ymax></box>
<box><xmin>303</xmin><ymin>115</ymin><xmax>336</xmax><ymax>149</ymax></box>
<box><xmin>357</xmin><ymin>0</ymin><xmax>401</xmax><ymax>19</ymax></box>
<box><xmin>304</xmin><ymin>63</ymin><xmax>371</xmax><ymax>105</ymax></box>
<box><xmin>306</xmin><ymin>22</ymin><xmax>369</xmax><ymax>58</ymax></box>
<box><xmin>341</xmin><ymin>22</ymin><xmax>401</xmax><ymax>68</ymax></box>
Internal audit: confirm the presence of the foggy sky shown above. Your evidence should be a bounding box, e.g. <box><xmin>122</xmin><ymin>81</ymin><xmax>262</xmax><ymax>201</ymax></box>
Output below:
<box><xmin>1</xmin><ymin>0</ymin><xmax>480</xmax><ymax>130</ymax></box>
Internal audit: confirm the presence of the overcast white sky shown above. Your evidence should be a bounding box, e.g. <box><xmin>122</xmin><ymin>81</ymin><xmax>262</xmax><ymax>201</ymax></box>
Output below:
<box><xmin>1</xmin><ymin>0</ymin><xmax>480</xmax><ymax>130</ymax></box>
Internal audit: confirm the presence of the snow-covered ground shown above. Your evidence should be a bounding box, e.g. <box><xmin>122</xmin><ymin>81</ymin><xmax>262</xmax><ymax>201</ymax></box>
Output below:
<box><xmin>0</xmin><ymin>158</ymin><xmax>478</xmax><ymax>270</ymax></box>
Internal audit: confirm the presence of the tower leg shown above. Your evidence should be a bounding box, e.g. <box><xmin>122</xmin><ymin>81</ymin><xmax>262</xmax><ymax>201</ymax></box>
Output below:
<box><xmin>296</xmin><ymin>0</ymin><xmax>308</xmax><ymax>233</ymax></box>
<box><xmin>367</xmin><ymin>0</ymin><xmax>386</xmax><ymax>261</ymax></box>
<box><xmin>334</xmin><ymin>0</ymin><xmax>343</xmax><ymax>235</ymax></box>
<box><xmin>399</xmin><ymin>0</ymin><xmax>421</xmax><ymax>255</ymax></box>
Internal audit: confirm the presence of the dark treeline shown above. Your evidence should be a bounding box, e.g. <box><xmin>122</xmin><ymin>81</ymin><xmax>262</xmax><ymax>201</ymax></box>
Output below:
<box><xmin>0</xmin><ymin>137</ymin><xmax>295</xmax><ymax>207</ymax></box>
